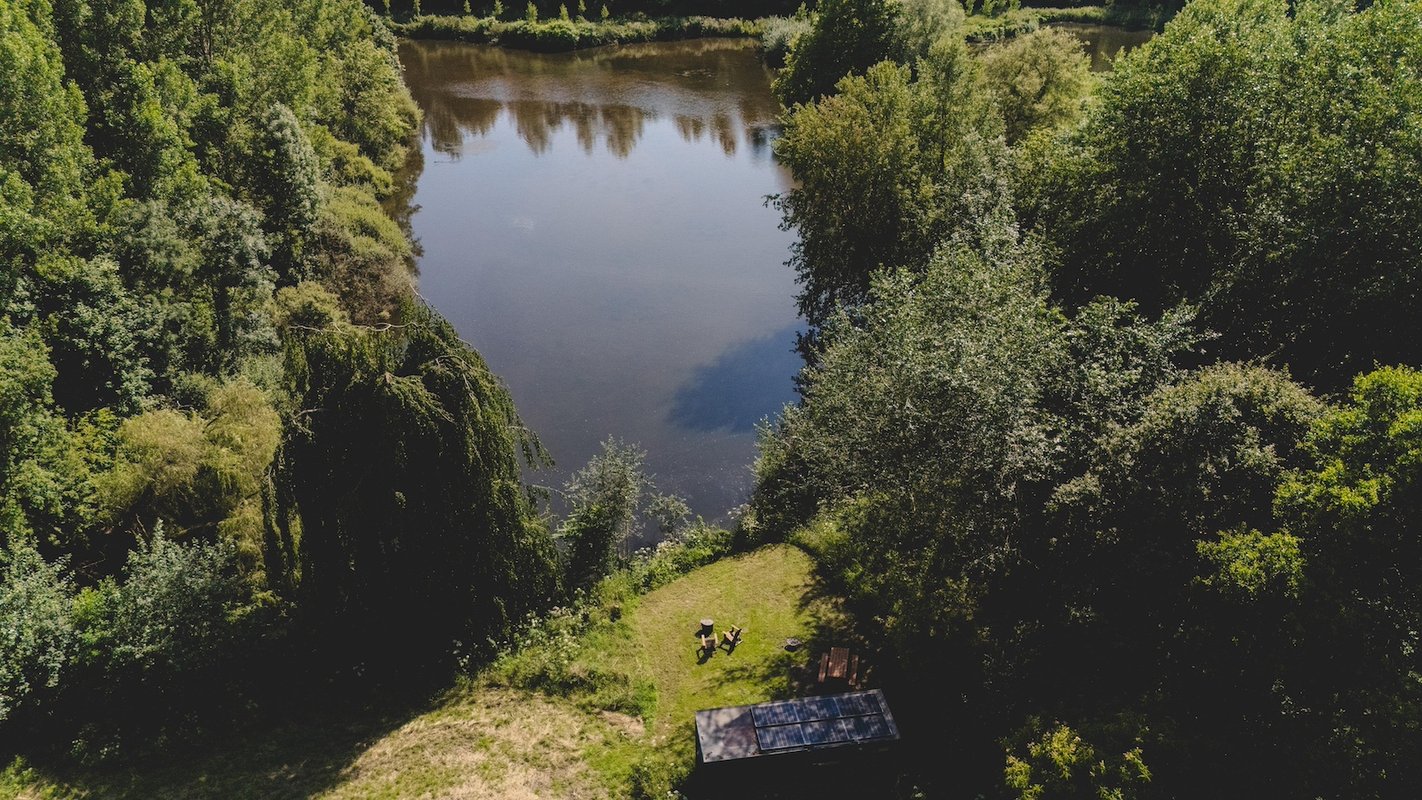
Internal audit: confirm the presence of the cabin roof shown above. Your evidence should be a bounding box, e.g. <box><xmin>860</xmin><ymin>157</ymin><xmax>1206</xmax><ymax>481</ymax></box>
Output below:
<box><xmin>694</xmin><ymin>689</ymin><xmax>900</xmax><ymax>764</ymax></box>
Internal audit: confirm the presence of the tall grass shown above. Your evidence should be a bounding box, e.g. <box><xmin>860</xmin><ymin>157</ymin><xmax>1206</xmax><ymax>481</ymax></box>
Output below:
<box><xmin>396</xmin><ymin>14</ymin><xmax>766</xmax><ymax>51</ymax></box>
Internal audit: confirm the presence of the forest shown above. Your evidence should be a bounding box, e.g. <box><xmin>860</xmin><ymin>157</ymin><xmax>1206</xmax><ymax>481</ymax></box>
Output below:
<box><xmin>753</xmin><ymin>0</ymin><xmax>1422</xmax><ymax>796</ymax></box>
<box><xmin>1</xmin><ymin>0</ymin><xmax>1421</xmax><ymax>796</ymax></box>
<box><xmin>0</xmin><ymin>0</ymin><xmax>576</xmax><ymax>761</ymax></box>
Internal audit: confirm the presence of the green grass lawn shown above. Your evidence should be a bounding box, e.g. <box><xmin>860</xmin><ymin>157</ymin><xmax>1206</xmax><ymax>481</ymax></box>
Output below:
<box><xmin>575</xmin><ymin>544</ymin><xmax>847</xmax><ymax>794</ymax></box>
<box><xmin>2</xmin><ymin>544</ymin><xmax>846</xmax><ymax>800</ymax></box>
<box><xmin>585</xmin><ymin>543</ymin><xmax>839</xmax><ymax>735</ymax></box>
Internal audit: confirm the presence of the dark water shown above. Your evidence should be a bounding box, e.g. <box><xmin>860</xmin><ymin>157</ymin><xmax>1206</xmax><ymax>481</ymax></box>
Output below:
<box><xmin>397</xmin><ymin>39</ymin><xmax>799</xmax><ymax>523</ymax></box>
<box><xmin>1051</xmin><ymin>22</ymin><xmax>1156</xmax><ymax>71</ymax></box>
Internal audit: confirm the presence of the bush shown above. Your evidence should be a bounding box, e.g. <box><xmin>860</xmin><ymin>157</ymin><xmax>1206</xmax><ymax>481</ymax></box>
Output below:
<box><xmin>98</xmin><ymin>533</ymin><xmax>248</xmax><ymax>676</ymax></box>
<box><xmin>397</xmin><ymin>14</ymin><xmax>763</xmax><ymax>51</ymax></box>
<box><xmin>760</xmin><ymin>14</ymin><xmax>811</xmax><ymax>66</ymax></box>
<box><xmin>0</xmin><ymin>541</ymin><xmax>75</xmax><ymax>725</ymax></box>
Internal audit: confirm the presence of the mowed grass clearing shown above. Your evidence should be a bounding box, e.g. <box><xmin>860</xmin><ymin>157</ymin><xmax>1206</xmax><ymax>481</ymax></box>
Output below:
<box><xmin>2</xmin><ymin>544</ymin><xmax>842</xmax><ymax>799</ymax></box>
<box><xmin>583</xmin><ymin>543</ymin><xmax>834</xmax><ymax>737</ymax></box>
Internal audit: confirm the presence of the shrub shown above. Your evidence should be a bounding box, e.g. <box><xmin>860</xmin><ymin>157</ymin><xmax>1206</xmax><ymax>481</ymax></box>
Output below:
<box><xmin>0</xmin><ymin>541</ymin><xmax>75</xmax><ymax>725</ymax></box>
<box><xmin>760</xmin><ymin>14</ymin><xmax>810</xmax><ymax>66</ymax></box>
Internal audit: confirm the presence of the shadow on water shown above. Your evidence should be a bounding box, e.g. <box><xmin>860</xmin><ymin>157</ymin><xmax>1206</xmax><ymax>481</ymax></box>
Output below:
<box><xmin>668</xmin><ymin>324</ymin><xmax>803</xmax><ymax>434</ymax></box>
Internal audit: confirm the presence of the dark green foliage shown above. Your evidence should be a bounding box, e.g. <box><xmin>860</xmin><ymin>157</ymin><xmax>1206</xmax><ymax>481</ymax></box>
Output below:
<box><xmin>81</xmin><ymin>532</ymin><xmax>248</xmax><ymax>678</ymax></box>
<box><xmin>1024</xmin><ymin>0</ymin><xmax>1422</xmax><ymax>388</ymax></box>
<box><xmin>772</xmin><ymin>0</ymin><xmax>905</xmax><ymax>107</ymax></box>
<box><xmin>758</xmin><ymin>1</ymin><xmax>1422</xmax><ymax>797</ymax></box>
<box><xmin>397</xmin><ymin>13</ymin><xmax>763</xmax><ymax>51</ymax></box>
<box><xmin>557</xmin><ymin>439</ymin><xmax>694</xmax><ymax>590</ymax></box>
<box><xmin>772</xmin><ymin>48</ymin><xmax>1009</xmax><ymax>326</ymax></box>
<box><xmin>24</xmin><ymin>255</ymin><xmax>156</xmax><ymax>412</ymax></box>
<box><xmin>1273</xmin><ymin>367</ymin><xmax>1422</xmax><ymax>792</ymax></box>
<box><xmin>0</xmin><ymin>0</ymin><xmax>565</xmax><ymax>760</ymax></box>
<box><xmin>283</xmin><ymin>305</ymin><xmax>559</xmax><ymax>658</ymax></box>
<box><xmin>560</xmin><ymin>439</ymin><xmax>649</xmax><ymax>589</ymax></box>
<box><xmin>0</xmin><ymin>540</ymin><xmax>75</xmax><ymax>724</ymax></box>
<box><xmin>250</xmin><ymin>104</ymin><xmax>320</xmax><ymax>281</ymax></box>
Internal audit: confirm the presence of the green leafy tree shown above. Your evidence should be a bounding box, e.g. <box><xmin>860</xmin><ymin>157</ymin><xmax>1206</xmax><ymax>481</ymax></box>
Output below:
<box><xmin>773</xmin><ymin>52</ymin><xmax>1007</xmax><ymax>327</ymax></box>
<box><xmin>249</xmin><ymin>103</ymin><xmax>320</xmax><ymax>282</ymax></box>
<box><xmin>0</xmin><ymin>540</ymin><xmax>76</xmax><ymax>724</ymax></box>
<box><xmin>559</xmin><ymin>439</ymin><xmax>648</xmax><ymax>588</ymax></box>
<box><xmin>1024</xmin><ymin>0</ymin><xmax>1422</xmax><ymax>387</ymax></box>
<box><xmin>1273</xmin><ymin>366</ymin><xmax>1422</xmax><ymax>792</ymax></box>
<box><xmin>1004</xmin><ymin>721</ymin><xmax>1151</xmax><ymax>800</ymax></box>
<box><xmin>980</xmin><ymin>26</ymin><xmax>1092</xmax><ymax>144</ymax></box>
<box><xmin>284</xmin><ymin>305</ymin><xmax>559</xmax><ymax>658</ymax></box>
<box><xmin>26</xmin><ymin>255</ymin><xmax>156</xmax><ymax>413</ymax></box>
<box><xmin>773</xmin><ymin>0</ymin><xmax>905</xmax><ymax>107</ymax></box>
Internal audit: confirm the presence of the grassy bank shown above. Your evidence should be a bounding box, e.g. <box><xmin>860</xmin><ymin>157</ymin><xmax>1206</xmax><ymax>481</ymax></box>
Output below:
<box><xmin>395</xmin><ymin>7</ymin><xmax>1168</xmax><ymax>52</ymax></box>
<box><xmin>395</xmin><ymin>14</ymin><xmax>765</xmax><ymax>51</ymax></box>
<box><xmin>1</xmin><ymin>544</ymin><xmax>848</xmax><ymax>799</ymax></box>
<box><xmin>964</xmin><ymin>4</ymin><xmax>1172</xmax><ymax>41</ymax></box>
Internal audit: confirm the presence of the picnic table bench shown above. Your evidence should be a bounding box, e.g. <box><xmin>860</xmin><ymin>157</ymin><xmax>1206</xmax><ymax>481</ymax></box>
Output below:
<box><xmin>818</xmin><ymin>646</ymin><xmax>860</xmax><ymax>688</ymax></box>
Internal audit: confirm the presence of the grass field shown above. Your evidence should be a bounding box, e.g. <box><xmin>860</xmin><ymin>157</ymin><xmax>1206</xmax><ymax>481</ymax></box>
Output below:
<box><xmin>2</xmin><ymin>544</ymin><xmax>845</xmax><ymax>800</ymax></box>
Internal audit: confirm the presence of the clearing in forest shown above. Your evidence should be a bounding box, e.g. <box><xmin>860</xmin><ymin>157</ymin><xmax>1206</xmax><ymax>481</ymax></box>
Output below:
<box><xmin>3</xmin><ymin>544</ymin><xmax>845</xmax><ymax>800</ymax></box>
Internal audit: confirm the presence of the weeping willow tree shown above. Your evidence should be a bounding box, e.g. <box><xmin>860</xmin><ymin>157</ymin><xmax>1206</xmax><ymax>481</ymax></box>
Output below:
<box><xmin>282</xmin><ymin>301</ymin><xmax>558</xmax><ymax>659</ymax></box>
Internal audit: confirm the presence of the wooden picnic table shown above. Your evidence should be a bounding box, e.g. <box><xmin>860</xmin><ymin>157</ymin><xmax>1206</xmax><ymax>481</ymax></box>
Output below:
<box><xmin>826</xmin><ymin>646</ymin><xmax>850</xmax><ymax>680</ymax></box>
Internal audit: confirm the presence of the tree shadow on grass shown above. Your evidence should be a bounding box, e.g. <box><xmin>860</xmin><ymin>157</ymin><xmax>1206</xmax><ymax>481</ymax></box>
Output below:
<box><xmin>702</xmin><ymin>567</ymin><xmax>862</xmax><ymax>701</ymax></box>
<box><xmin>17</xmin><ymin>681</ymin><xmax>452</xmax><ymax>800</ymax></box>
<box><xmin>677</xmin><ymin>562</ymin><xmax>933</xmax><ymax>800</ymax></box>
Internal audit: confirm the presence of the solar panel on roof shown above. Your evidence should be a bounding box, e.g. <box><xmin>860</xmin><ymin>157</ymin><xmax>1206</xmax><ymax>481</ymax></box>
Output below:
<box><xmin>800</xmin><ymin>696</ymin><xmax>840</xmax><ymax>721</ymax></box>
<box><xmin>835</xmin><ymin>692</ymin><xmax>878</xmax><ymax>716</ymax></box>
<box><xmin>756</xmin><ymin>723</ymin><xmax>808</xmax><ymax>751</ymax></box>
<box><xmin>844</xmin><ymin>713</ymin><xmax>893</xmax><ymax>740</ymax></box>
<box><xmin>696</xmin><ymin>689</ymin><xmax>899</xmax><ymax>764</ymax></box>
<box><xmin>752</xmin><ymin>700</ymin><xmax>805</xmax><ymax>727</ymax></box>
<box><xmin>801</xmin><ymin>718</ymin><xmax>854</xmax><ymax>745</ymax></box>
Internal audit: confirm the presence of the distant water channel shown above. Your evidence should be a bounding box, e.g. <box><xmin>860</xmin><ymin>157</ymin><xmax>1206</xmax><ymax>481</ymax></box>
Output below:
<box><xmin>395</xmin><ymin>29</ymin><xmax>1154</xmax><ymax>532</ymax></box>
<box><xmin>398</xmin><ymin>39</ymin><xmax>800</xmax><ymax>527</ymax></box>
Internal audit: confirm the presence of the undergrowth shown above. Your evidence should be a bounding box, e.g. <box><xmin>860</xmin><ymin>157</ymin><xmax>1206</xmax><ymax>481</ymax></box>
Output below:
<box><xmin>396</xmin><ymin>14</ymin><xmax>767</xmax><ymax>51</ymax></box>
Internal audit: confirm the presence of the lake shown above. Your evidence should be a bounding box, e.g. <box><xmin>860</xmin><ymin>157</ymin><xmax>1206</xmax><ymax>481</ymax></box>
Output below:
<box><xmin>397</xmin><ymin>38</ymin><xmax>799</xmax><ymax>528</ymax></box>
<box><xmin>395</xmin><ymin>28</ymin><xmax>1154</xmax><ymax>532</ymax></box>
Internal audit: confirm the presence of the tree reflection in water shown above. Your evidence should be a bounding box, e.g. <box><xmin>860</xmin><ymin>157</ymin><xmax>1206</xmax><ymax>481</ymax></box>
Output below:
<box><xmin>399</xmin><ymin>38</ymin><xmax>782</xmax><ymax>159</ymax></box>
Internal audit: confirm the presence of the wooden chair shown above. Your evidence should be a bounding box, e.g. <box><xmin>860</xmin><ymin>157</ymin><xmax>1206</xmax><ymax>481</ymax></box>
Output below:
<box><xmin>722</xmin><ymin>625</ymin><xmax>743</xmax><ymax>647</ymax></box>
<box><xmin>699</xmin><ymin>634</ymin><xmax>715</xmax><ymax>656</ymax></box>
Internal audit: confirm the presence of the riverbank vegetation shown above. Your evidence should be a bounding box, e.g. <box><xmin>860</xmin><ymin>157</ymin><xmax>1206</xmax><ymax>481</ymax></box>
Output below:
<box><xmin>396</xmin><ymin>12</ymin><xmax>763</xmax><ymax>50</ymax></box>
<box><xmin>389</xmin><ymin>0</ymin><xmax>1172</xmax><ymax>54</ymax></box>
<box><xmin>0</xmin><ymin>0</ymin><xmax>605</xmax><ymax>777</ymax></box>
<box><xmin>755</xmin><ymin>0</ymin><xmax>1422</xmax><ymax>796</ymax></box>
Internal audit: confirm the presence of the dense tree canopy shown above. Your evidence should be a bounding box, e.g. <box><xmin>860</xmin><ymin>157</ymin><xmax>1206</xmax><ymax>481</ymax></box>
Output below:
<box><xmin>760</xmin><ymin>0</ymin><xmax>1422</xmax><ymax>795</ymax></box>
<box><xmin>0</xmin><ymin>0</ymin><xmax>564</xmax><ymax>757</ymax></box>
<box><xmin>1022</xmin><ymin>0</ymin><xmax>1422</xmax><ymax>388</ymax></box>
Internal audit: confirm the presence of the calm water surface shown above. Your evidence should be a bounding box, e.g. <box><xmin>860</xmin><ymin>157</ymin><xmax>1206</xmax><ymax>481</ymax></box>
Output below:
<box><xmin>398</xmin><ymin>39</ymin><xmax>799</xmax><ymax>524</ymax></box>
<box><xmin>396</xmin><ymin>30</ymin><xmax>1153</xmax><ymax>528</ymax></box>
<box><xmin>1051</xmin><ymin>23</ymin><xmax>1156</xmax><ymax>71</ymax></box>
